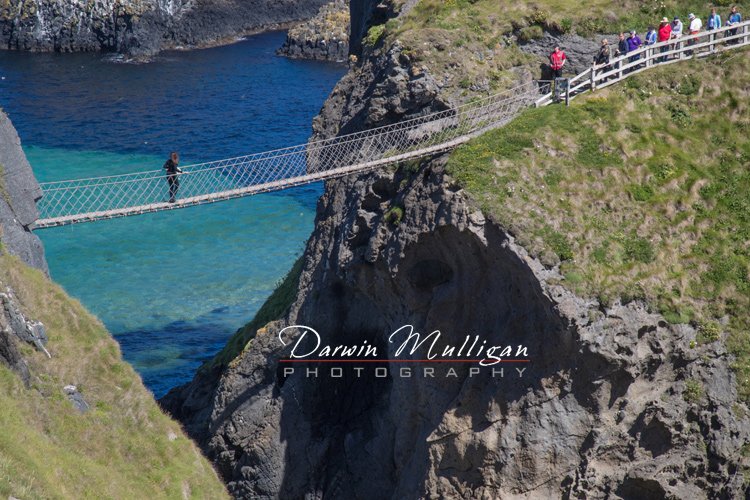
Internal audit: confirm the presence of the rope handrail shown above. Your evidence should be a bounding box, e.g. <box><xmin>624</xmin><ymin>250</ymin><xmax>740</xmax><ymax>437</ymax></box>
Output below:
<box><xmin>35</xmin><ymin>80</ymin><xmax>546</xmax><ymax>227</ymax></box>
<box><xmin>34</xmin><ymin>19</ymin><xmax>750</xmax><ymax>228</ymax></box>
<box><xmin>38</xmin><ymin>82</ymin><xmax>536</xmax><ymax>188</ymax></box>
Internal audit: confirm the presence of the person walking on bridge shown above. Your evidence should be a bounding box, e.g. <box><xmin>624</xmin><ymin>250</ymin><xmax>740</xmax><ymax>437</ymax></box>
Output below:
<box><xmin>163</xmin><ymin>151</ymin><xmax>183</xmax><ymax>203</ymax></box>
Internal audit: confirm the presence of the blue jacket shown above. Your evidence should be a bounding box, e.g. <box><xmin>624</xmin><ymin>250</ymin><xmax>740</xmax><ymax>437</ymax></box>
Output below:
<box><xmin>707</xmin><ymin>13</ymin><xmax>722</xmax><ymax>29</ymax></box>
<box><xmin>645</xmin><ymin>31</ymin><xmax>657</xmax><ymax>45</ymax></box>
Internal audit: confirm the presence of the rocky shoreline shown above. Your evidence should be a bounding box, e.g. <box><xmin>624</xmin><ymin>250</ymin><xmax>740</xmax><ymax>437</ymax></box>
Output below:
<box><xmin>277</xmin><ymin>0</ymin><xmax>349</xmax><ymax>62</ymax></box>
<box><xmin>0</xmin><ymin>0</ymin><xmax>329</xmax><ymax>57</ymax></box>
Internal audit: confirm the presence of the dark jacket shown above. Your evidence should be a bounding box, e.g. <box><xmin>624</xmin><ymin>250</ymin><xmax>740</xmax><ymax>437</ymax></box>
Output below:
<box><xmin>617</xmin><ymin>39</ymin><xmax>629</xmax><ymax>56</ymax></box>
<box><xmin>594</xmin><ymin>46</ymin><xmax>611</xmax><ymax>65</ymax></box>
<box><xmin>163</xmin><ymin>159</ymin><xmax>179</xmax><ymax>176</ymax></box>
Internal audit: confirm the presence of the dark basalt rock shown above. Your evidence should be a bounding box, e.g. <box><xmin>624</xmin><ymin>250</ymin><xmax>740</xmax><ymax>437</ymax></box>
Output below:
<box><xmin>0</xmin><ymin>0</ymin><xmax>330</xmax><ymax>57</ymax></box>
<box><xmin>277</xmin><ymin>0</ymin><xmax>349</xmax><ymax>62</ymax></box>
<box><xmin>161</xmin><ymin>2</ymin><xmax>750</xmax><ymax>498</ymax></box>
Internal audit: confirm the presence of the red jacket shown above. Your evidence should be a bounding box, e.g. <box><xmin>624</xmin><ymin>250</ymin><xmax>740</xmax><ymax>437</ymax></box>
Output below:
<box><xmin>658</xmin><ymin>24</ymin><xmax>672</xmax><ymax>42</ymax></box>
<box><xmin>550</xmin><ymin>51</ymin><xmax>566</xmax><ymax>70</ymax></box>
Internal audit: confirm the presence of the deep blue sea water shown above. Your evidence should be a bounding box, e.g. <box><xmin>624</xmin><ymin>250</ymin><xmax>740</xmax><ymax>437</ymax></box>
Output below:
<box><xmin>0</xmin><ymin>31</ymin><xmax>345</xmax><ymax>396</ymax></box>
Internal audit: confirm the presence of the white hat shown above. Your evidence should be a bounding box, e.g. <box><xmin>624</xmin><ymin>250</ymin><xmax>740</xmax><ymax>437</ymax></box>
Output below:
<box><xmin>688</xmin><ymin>13</ymin><xmax>695</xmax><ymax>19</ymax></box>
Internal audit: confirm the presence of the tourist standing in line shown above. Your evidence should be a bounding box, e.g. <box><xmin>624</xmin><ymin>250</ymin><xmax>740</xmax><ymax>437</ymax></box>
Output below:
<box><xmin>708</xmin><ymin>8</ymin><xmax>722</xmax><ymax>51</ymax></box>
<box><xmin>163</xmin><ymin>151</ymin><xmax>183</xmax><ymax>203</ymax></box>
<box><xmin>627</xmin><ymin>30</ymin><xmax>643</xmax><ymax>65</ymax></box>
<box><xmin>707</xmin><ymin>8</ymin><xmax>722</xmax><ymax>30</ymax></box>
<box><xmin>671</xmin><ymin>16</ymin><xmax>684</xmax><ymax>38</ymax></box>
<box><xmin>593</xmin><ymin>39</ymin><xmax>611</xmax><ymax>81</ymax></box>
<box><xmin>549</xmin><ymin>46</ymin><xmax>567</xmax><ymax>78</ymax></box>
<box><xmin>658</xmin><ymin>17</ymin><xmax>672</xmax><ymax>62</ymax></box>
<box><xmin>615</xmin><ymin>32</ymin><xmax>628</xmax><ymax>73</ymax></box>
<box><xmin>670</xmin><ymin>16</ymin><xmax>683</xmax><ymax>59</ymax></box>
<box><xmin>645</xmin><ymin>26</ymin><xmax>658</xmax><ymax>45</ymax></box>
<box><xmin>616</xmin><ymin>32</ymin><xmax>629</xmax><ymax>57</ymax></box>
<box><xmin>687</xmin><ymin>13</ymin><xmax>702</xmax><ymax>54</ymax></box>
<box><xmin>727</xmin><ymin>6</ymin><xmax>743</xmax><ymax>43</ymax></box>
<box><xmin>688</xmin><ymin>13</ymin><xmax>703</xmax><ymax>34</ymax></box>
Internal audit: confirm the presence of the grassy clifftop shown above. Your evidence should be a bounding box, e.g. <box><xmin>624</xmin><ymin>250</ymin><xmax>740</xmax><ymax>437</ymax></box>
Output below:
<box><xmin>367</xmin><ymin>0</ymin><xmax>746</xmax><ymax>97</ymax></box>
<box><xmin>0</xmin><ymin>255</ymin><xmax>227</xmax><ymax>498</ymax></box>
<box><xmin>447</xmin><ymin>48</ymin><xmax>750</xmax><ymax>398</ymax></box>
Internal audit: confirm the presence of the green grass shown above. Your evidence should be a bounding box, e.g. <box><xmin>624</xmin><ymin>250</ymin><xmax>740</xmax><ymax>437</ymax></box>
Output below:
<box><xmin>385</xmin><ymin>205</ymin><xmax>405</xmax><ymax>225</ymax></box>
<box><xmin>364</xmin><ymin>24</ymin><xmax>386</xmax><ymax>47</ymax></box>
<box><xmin>373</xmin><ymin>1</ymin><xmax>746</xmax><ymax>98</ymax></box>
<box><xmin>684</xmin><ymin>378</ymin><xmax>705</xmax><ymax>403</ymax></box>
<box><xmin>446</xmin><ymin>48</ymin><xmax>750</xmax><ymax>400</ymax></box>
<box><xmin>0</xmin><ymin>254</ymin><xmax>227</xmax><ymax>499</ymax></box>
<box><xmin>207</xmin><ymin>257</ymin><xmax>303</xmax><ymax>370</ymax></box>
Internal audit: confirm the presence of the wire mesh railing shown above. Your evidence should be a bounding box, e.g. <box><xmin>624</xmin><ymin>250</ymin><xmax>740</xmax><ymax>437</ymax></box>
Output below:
<box><xmin>35</xmin><ymin>80</ymin><xmax>548</xmax><ymax>228</ymax></box>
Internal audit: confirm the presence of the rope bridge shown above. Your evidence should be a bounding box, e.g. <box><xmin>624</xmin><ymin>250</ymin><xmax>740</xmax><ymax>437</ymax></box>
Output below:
<box><xmin>33</xmin><ymin>19</ymin><xmax>750</xmax><ymax>229</ymax></box>
<box><xmin>33</xmin><ymin>82</ymin><xmax>545</xmax><ymax>228</ymax></box>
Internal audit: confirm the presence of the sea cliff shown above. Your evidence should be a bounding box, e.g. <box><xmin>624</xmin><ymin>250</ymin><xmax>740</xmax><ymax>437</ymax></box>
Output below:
<box><xmin>0</xmin><ymin>109</ymin><xmax>228</xmax><ymax>498</ymax></box>
<box><xmin>0</xmin><ymin>0</ymin><xmax>329</xmax><ymax>56</ymax></box>
<box><xmin>277</xmin><ymin>0</ymin><xmax>349</xmax><ymax>62</ymax></box>
<box><xmin>162</xmin><ymin>1</ymin><xmax>750</xmax><ymax>497</ymax></box>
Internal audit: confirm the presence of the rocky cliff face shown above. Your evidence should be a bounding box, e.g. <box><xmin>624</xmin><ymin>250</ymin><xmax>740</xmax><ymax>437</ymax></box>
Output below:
<box><xmin>162</xmin><ymin>12</ymin><xmax>750</xmax><ymax>498</ymax></box>
<box><xmin>164</xmin><ymin>153</ymin><xmax>750</xmax><ymax>498</ymax></box>
<box><xmin>0</xmin><ymin>111</ymin><xmax>46</xmax><ymax>273</ymax></box>
<box><xmin>0</xmin><ymin>111</ymin><xmax>48</xmax><ymax>381</ymax></box>
<box><xmin>277</xmin><ymin>0</ymin><xmax>349</xmax><ymax>62</ymax></box>
<box><xmin>0</xmin><ymin>0</ymin><xmax>329</xmax><ymax>56</ymax></box>
<box><xmin>162</xmin><ymin>2</ymin><xmax>750</xmax><ymax>498</ymax></box>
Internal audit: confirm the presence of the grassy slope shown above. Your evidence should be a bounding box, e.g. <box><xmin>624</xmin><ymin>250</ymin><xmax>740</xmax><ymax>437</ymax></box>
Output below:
<box><xmin>446</xmin><ymin>48</ymin><xmax>750</xmax><ymax>398</ymax></box>
<box><xmin>372</xmin><ymin>1</ymin><xmax>746</xmax><ymax>97</ymax></box>
<box><xmin>0</xmin><ymin>255</ymin><xmax>227</xmax><ymax>499</ymax></box>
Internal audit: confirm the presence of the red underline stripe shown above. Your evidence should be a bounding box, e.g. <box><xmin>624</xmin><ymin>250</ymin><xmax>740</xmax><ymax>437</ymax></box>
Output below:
<box><xmin>279</xmin><ymin>359</ymin><xmax>530</xmax><ymax>363</ymax></box>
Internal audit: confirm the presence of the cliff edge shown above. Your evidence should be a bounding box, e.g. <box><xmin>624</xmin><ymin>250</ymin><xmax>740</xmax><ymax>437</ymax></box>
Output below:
<box><xmin>162</xmin><ymin>1</ymin><xmax>750</xmax><ymax>498</ymax></box>
<box><xmin>277</xmin><ymin>0</ymin><xmax>350</xmax><ymax>62</ymax></box>
<box><xmin>0</xmin><ymin>110</ymin><xmax>228</xmax><ymax>498</ymax></box>
<box><xmin>0</xmin><ymin>111</ymin><xmax>46</xmax><ymax>273</ymax></box>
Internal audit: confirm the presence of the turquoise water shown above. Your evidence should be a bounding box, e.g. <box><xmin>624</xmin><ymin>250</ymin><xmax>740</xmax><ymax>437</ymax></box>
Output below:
<box><xmin>0</xmin><ymin>32</ymin><xmax>344</xmax><ymax>396</ymax></box>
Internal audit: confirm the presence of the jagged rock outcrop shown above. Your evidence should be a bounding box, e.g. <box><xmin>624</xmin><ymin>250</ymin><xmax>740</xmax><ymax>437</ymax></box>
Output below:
<box><xmin>164</xmin><ymin>153</ymin><xmax>750</xmax><ymax>498</ymax></box>
<box><xmin>277</xmin><ymin>0</ymin><xmax>349</xmax><ymax>62</ymax></box>
<box><xmin>311</xmin><ymin>39</ymin><xmax>455</xmax><ymax>138</ymax></box>
<box><xmin>162</xmin><ymin>4</ymin><xmax>750</xmax><ymax>499</ymax></box>
<box><xmin>0</xmin><ymin>0</ymin><xmax>329</xmax><ymax>57</ymax></box>
<box><xmin>0</xmin><ymin>288</ymin><xmax>49</xmax><ymax>384</ymax></box>
<box><xmin>0</xmin><ymin>111</ymin><xmax>47</xmax><ymax>273</ymax></box>
<box><xmin>0</xmin><ymin>110</ymin><xmax>48</xmax><ymax>381</ymax></box>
